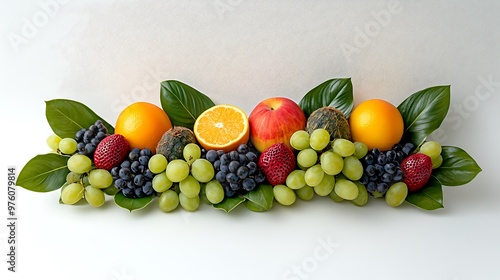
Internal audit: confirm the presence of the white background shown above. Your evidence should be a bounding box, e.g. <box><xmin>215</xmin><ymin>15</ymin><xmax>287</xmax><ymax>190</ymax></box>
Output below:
<box><xmin>1</xmin><ymin>1</ymin><xmax>499</xmax><ymax>279</ymax></box>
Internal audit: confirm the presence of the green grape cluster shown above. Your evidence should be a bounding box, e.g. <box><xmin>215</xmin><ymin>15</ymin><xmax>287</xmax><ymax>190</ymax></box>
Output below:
<box><xmin>156</xmin><ymin>143</ymin><xmax>217</xmax><ymax>212</ymax></box>
<box><xmin>60</xmin><ymin>164</ymin><xmax>113</xmax><ymax>207</ymax></box>
<box><xmin>418</xmin><ymin>141</ymin><xmax>443</xmax><ymax>169</ymax></box>
<box><xmin>280</xmin><ymin>129</ymin><xmax>370</xmax><ymax>207</ymax></box>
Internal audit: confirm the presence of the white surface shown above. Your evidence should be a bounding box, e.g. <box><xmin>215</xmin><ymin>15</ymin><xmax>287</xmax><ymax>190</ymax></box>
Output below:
<box><xmin>1</xmin><ymin>1</ymin><xmax>499</xmax><ymax>279</ymax></box>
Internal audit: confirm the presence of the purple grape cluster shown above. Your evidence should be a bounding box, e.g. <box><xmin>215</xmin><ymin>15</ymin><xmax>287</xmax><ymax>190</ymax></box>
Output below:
<box><xmin>74</xmin><ymin>120</ymin><xmax>108</xmax><ymax>157</ymax></box>
<box><xmin>111</xmin><ymin>148</ymin><xmax>155</xmax><ymax>198</ymax></box>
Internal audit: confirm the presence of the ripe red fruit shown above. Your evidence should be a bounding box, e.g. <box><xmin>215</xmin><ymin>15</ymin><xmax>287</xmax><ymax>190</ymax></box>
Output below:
<box><xmin>400</xmin><ymin>153</ymin><xmax>433</xmax><ymax>192</ymax></box>
<box><xmin>94</xmin><ymin>134</ymin><xmax>130</xmax><ymax>170</ymax></box>
<box><xmin>258</xmin><ymin>143</ymin><xmax>296</xmax><ymax>186</ymax></box>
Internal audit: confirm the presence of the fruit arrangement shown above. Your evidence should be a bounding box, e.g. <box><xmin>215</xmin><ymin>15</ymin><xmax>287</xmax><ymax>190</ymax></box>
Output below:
<box><xmin>17</xmin><ymin>79</ymin><xmax>482</xmax><ymax>212</ymax></box>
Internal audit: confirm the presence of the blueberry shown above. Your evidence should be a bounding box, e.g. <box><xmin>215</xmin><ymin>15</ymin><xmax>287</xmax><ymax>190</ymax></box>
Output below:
<box><xmin>392</xmin><ymin>143</ymin><xmax>403</xmax><ymax>152</ymax></box>
<box><xmin>122</xmin><ymin>188</ymin><xmax>133</xmax><ymax>197</ymax></box>
<box><xmin>119</xmin><ymin>168</ymin><xmax>132</xmax><ymax>180</ymax></box>
<box><xmin>242</xmin><ymin>178</ymin><xmax>256</xmax><ymax>191</ymax></box>
<box><xmin>367</xmin><ymin>181</ymin><xmax>377</xmax><ymax>192</ymax></box>
<box><xmin>214</xmin><ymin>160</ymin><xmax>221</xmax><ymax>171</ymax></box>
<box><xmin>393</xmin><ymin>169</ymin><xmax>404</xmax><ymax>181</ymax></box>
<box><xmin>224</xmin><ymin>185</ymin><xmax>236</xmax><ymax>197</ymax></box>
<box><xmin>377</xmin><ymin>182</ymin><xmax>389</xmax><ymax>193</ymax></box>
<box><xmin>375</xmin><ymin>164</ymin><xmax>385</xmax><ymax>176</ymax></box>
<box><xmin>246</xmin><ymin>161</ymin><xmax>257</xmax><ymax>174</ymax></box>
<box><xmin>402</xmin><ymin>147</ymin><xmax>412</xmax><ymax>155</ymax></box>
<box><xmin>220</xmin><ymin>164</ymin><xmax>229</xmax><ymax>173</ymax></box>
<box><xmin>77</xmin><ymin>142</ymin><xmax>86</xmax><ymax>152</ymax></box>
<box><xmin>364</xmin><ymin>154</ymin><xmax>374</xmax><ymax>165</ymax></box>
<box><xmin>381</xmin><ymin>173</ymin><xmax>393</xmax><ymax>183</ymax></box>
<box><xmin>239</xmin><ymin>154</ymin><xmax>247</xmax><ymax>164</ymax></box>
<box><xmin>84</xmin><ymin>143</ymin><xmax>96</xmax><ymax>155</ymax></box>
<box><xmin>139</xmin><ymin>156</ymin><xmax>149</xmax><ymax>166</ymax></box>
<box><xmin>237</xmin><ymin>144</ymin><xmax>249</xmax><ymax>154</ymax></box>
<box><xmin>386</xmin><ymin>150</ymin><xmax>396</xmax><ymax>162</ymax></box>
<box><xmin>359</xmin><ymin>174</ymin><xmax>369</xmax><ymax>185</ymax></box>
<box><xmin>237</xmin><ymin>166</ymin><xmax>249</xmax><ymax>179</ymax></box>
<box><xmin>129</xmin><ymin>148</ymin><xmax>140</xmax><ymax>161</ymax></box>
<box><xmin>254</xmin><ymin>171</ymin><xmax>266</xmax><ymax>183</ymax></box>
<box><xmin>144</xmin><ymin>169</ymin><xmax>154</xmax><ymax>180</ymax></box>
<box><xmin>226</xmin><ymin>173</ymin><xmax>239</xmax><ymax>184</ymax></box>
<box><xmin>134</xmin><ymin>187</ymin><xmax>143</xmax><ymax>197</ymax></box>
<box><xmin>246</xmin><ymin>152</ymin><xmax>257</xmax><ymax>162</ymax></box>
<box><xmin>205</xmin><ymin>150</ymin><xmax>218</xmax><ymax>163</ymax></box>
<box><xmin>384</xmin><ymin>163</ymin><xmax>396</xmax><ymax>174</ymax></box>
<box><xmin>371</xmin><ymin>148</ymin><xmax>381</xmax><ymax>157</ymax></box>
<box><xmin>230</xmin><ymin>182</ymin><xmax>241</xmax><ymax>191</ymax></box>
<box><xmin>369</xmin><ymin>175</ymin><xmax>379</xmax><ymax>182</ymax></box>
<box><xmin>140</xmin><ymin>148</ymin><xmax>152</xmax><ymax>157</ymax></box>
<box><xmin>229</xmin><ymin>151</ymin><xmax>239</xmax><ymax>161</ymax></box>
<box><xmin>142</xmin><ymin>181</ymin><xmax>153</xmax><ymax>195</ymax></box>
<box><xmin>216</xmin><ymin>171</ymin><xmax>227</xmax><ymax>183</ymax></box>
<box><xmin>217</xmin><ymin>150</ymin><xmax>225</xmax><ymax>157</ymax></box>
<box><xmin>114</xmin><ymin>178</ymin><xmax>125</xmax><ymax>189</ymax></box>
<box><xmin>377</xmin><ymin>154</ymin><xmax>387</xmax><ymax>165</ymax></box>
<box><xmin>365</xmin><ymin>165</ymin><xmax>376</xmax><ymax>176</ymax></box>
<box><xmin>396</xmin><ymin>151</ymin><xmax>406</xmax><ymax>161</ymax></box>
<box><xmin>228</xmin><ymin>161</ymin><xmax>240</xmax><ymax>173</ymax></box>
<box><xmin>96</xmin><ymin>131</ymin><xmax>106</xmax><ymax>141</ymax></box>
<box><xmin>134</xmin><ymin>174</ymin><xmax>145</xmax><ymax>186</ymax></box>
<box><xmin>83</xmin><ymin>130</ymin><xmax>94</xmax><ymax>143</ymax></box>
<box><xmin>75</xmin><ymin>129</ymin><xmax>86</xmax><ymax>142</ymax></box>
<box><xmin>220</xmin><ymin>154</ymin><xmax>230</xmax><ymax>165</ymax></box>
<box><xmin>91</xmin><ymin>137</ymin><xmax>100</xmax><ymax>146</ymax></box>
<box><xmin>110</xmin><ymin>166</ymin><xmax>120</xmax><ymax>178</ymax></box>
<box><xmin>131</xmin><ymin>161</ymin><xmax>141</xmax><ymax>173</ymax></box>
<box><xmin>121</xmin><ymin>160</ymin><xmax>131</xmax><ymax>169</ymax></box>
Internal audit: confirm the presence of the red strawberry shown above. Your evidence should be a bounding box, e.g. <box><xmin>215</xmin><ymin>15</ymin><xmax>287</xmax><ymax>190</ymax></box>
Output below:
<box><xmin>258</xmin><ymin>143</ymin><xmax>296</xmax><ymax>186</ymax></box>
<box><xmin>400</xmin><ymin>153</ymin><xmax>433</xmax><ymax>192</ymax></box>
<box><xmin>94</xmin><ymin>134</ymin><xmax>130</xmax><ymax>170</ymax></box>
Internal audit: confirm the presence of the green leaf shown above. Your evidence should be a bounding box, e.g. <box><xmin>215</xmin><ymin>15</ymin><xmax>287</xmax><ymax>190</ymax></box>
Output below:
<box><xmin>102</xmin><ymin>186</ymin><xmax>119</xmax><ymax>196</ymax></box>
<box><xmin>397</xmin><ymin>86</ymin><xmax>450</xmax><ymax>148</ymax></box>
<box><xmin>405</xmin><ymin>176</ymin><xmax>444</xmax><ymax>210</ymax></box>
<box><xmin>16</xmin><ymin>153</ymin><xmax>69</xmax><ymax>192</ymax></box>
<box><xmin>433</xmin><ymin>146</ymin><xmax>482</xmax><ymax>186</ymax></box>
<box><xmin>160</xmin><ymin>80</ymin><xmax>215</xmax><ymax>129</ymax></box>
<box><xmin>299</xmin><ymin>78</ymin><xmax>353</xmax><ymax>118</ymax></box>
<box><xmin>213</xmin><ymin>196</ymin><xmax>246</xmax><ymax>213</ymax></box>
<box><xmin>45</xmin><ymin>99</ymin><xmax>114</xmax><ymax>138</ymax></box>
<box><xmin>242</xmin><ymin>184</ymin><xmax>273</xmax><ymax>211</ymax></box>
<box><xmin>114</xmin><ymin>192</ymin><xmax>154</xmax><ymax>212</ymax></box>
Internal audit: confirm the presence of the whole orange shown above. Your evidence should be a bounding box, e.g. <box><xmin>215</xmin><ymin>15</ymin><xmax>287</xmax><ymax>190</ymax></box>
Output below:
<box><xmin>114</xmin><ymin>102</ymin><xmax>172</xmax><ymax>153</ymax></box>
<box><xmin>349</xmin><ymin>99</ymin><xmax>404</xmax><ymax>151</ymax></box>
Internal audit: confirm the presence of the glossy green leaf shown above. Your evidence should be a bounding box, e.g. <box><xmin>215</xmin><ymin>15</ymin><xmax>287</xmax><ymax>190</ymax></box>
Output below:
<box><xmin>299</xmin><ymin>78</ymin><xmax>353</xmax><ymax>118</ymax></box>
<box><xmin>397</xmin><ymin>86</ymin><xmax>450</xmax><ymax>148</ymax></box>
<box><xmin>242</xmin><ymin>184</ymin><xmax>273</xmax><ymax>211</ymax></box>
<box><xmin>160</xmin><ymin>80</ymin><xmax>215</xmax><ymax>129</ymax></box>
<box><xmin>45</xmin><ymin>99</ymin><xmax>114</xmax><ymax>138</ymax></box>
<box><xmin>213</xmin><ymin>196</ymin><xmax>245</xmax><ymax>213</ymax></box>
<box><xmin>433</xmin><ymin>146</ymin><xmax>482</xmax><ymax>186</ymax></box>
<box><xmin>405</xmin><ymin>176</ymin><xmax>444</xmax><ymax>210</ymax></box>
<box><xmin>102</xmin><ymin>185</ymin><xmax>119</xmax><ymax>196</ymax></box>
<box><xmin>16</xmin><ymin>153</ymin><xmax>69</xmax><ymax>192</ymax></box>
<box><xmin>114</xmin><ymin>192</ymin><xmax>154</xmax><ymax>212</ymax></box>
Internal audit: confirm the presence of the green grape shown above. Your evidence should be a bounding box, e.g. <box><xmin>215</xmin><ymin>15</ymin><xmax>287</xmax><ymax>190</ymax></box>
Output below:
<box><xmin>67</xmin><ymin>154</ymin><xmax>92</xmax><ymax>174</ymax></box>
<box><xmin>385</xmin><ymin>182</ymin><xmax>408</xmax><ymax>207</ymax></box>
<box><xmin>309</xmin><ymin>128</ymin><xmax>330</xmax><ymax>151</ymax></box>
<box><xmin>432</xmin><ymin>155</ymin><xmax>443</xmax><ymax>169</ymax></box>
<box><xmin>341</xmin><ymin>156</ymin><xmax>363</xmax><ymax>181</ymax></box>
<box><xmin>152</xmin><ymin>172</ymin><xmax>173</xmax><ymax>193</ymax></box>
<box><xmin>205</xmin><ymin>180</ymin><xmax>225</xmax><ymax>204</ymax></box>
<box><xmin>273</xmin><ymin>185</ymin><xmax>296</xmax><ymax>206</ymax></box>
<box><xmin>332</xmin><ymin>138</ymin><xmax>355</xmax><ymax>157</ymax></box>
<box><xmin>179</xmin><ymin>192</ymin><xmax>200</xmax><ymax>211</ymax></box>
<box><xmin>191</xmin><ymin>159</ymin><xmax>215</xmax><ymax>183</ymax></box>
<box><xmin>59</xmin><ymin>138</ymin><xmax>78</xmax><ymax>154</ymax></box>
<box><xmin>329</xmin><ymin>187</ymin><xmax>344</xmax><ymax>202</ymax></box>
<box><xmin>84</xmin><ymin>186</ymin><xmax>105</xmax><ymax>207</ymax></box>
<box><xmin>88</xmin><ymin>169</ymin><xmax>113</xmax><ymax>189</ymax></box>
<box><xmin>158</xmin><ymin>189</ymin><xmax>180</xmax><ymax>212</ymax></box>
<box><xmin>46</xmin><ymin>134</ymin><xmax>61</xmax><ymax>151</ymax></box>
<box><xmin>320</xmin><ymin>151</ymin><xmax>344</xmax><ymax>175</ymax></box>
<box><xmin>297</xmin><ymin>148</ymin><xmax>318</xmax><ymax>168</ymax></box>
<box><xmin>66</xmin><ymin>172</ymin><xmax>81</xmax><ymax>184</ymax></box>
<box><xmin>148</xmin><ymin>154</ymin><xmax>168</xmax><ymax>174</ymax></box>
<box><xmin>351</xmin><ymin>181</ymin><xmax>368</xmax><ymax>206</ymax></box>
<box><xmin>179</xmin><ymin>175</ymin><xmax>200</xmax><ymax>198</ymax></box>
<box><xmin>81</xmin><ymin>175</ymin><xmax>90</xmax><ymax>186</ymax></box>
<box><xmin>183</xmin><ymin>143</ymin><xmax>201</xmax><ymax>164</ymax></box>
<box><xmin>290</xmin><ymin>130</ymin><xmax>310</xmax><ymax>151</ymax></box>
<box><xmin>353</xmin><ymin>142</ymin><xmax>368</xmax><ymax>159</ymax></box>
<box><xmin>61</xmin><ymin>182</ymin><xmax>84</xmax><ymax>205</ymax></box>
<box><xmin>420</xmin><ymin>141</ymin><xmax>442</xmax><ymax>159</ymax></box>
<box><xmin>166</xmin><ymin>159</ymin><xmax>190</xmax><ymax>182</ymax></box>
<box><xmin>285</xmin><ymin>170</ymin><xmax>306</xmax><ymax>190</ymax></box>
<box><xmin>314</xmin><ymin>174</ymin><xmax>335</xmax><ymax>196</ymax></box>
<box><xmin>334</xmin><ymin>179</ymin><xmax>359</xmax><ymax>200</ymax></box>
<box><xmin>295</xmin><ymin>186</ymin><xmax>314</xmax><ymax>201</ymax></box>
<box><xmin>304</xmin><ymin>164</ymin><xmax>324</xmax><ymax>187</ymax></box>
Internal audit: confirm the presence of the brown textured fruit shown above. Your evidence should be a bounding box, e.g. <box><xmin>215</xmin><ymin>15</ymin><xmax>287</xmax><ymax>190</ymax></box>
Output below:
<box><xmin>258</xmin><ymin>143</ymin><xmax>296</xmax><ymax>186</ymax></box>
<box><xmin>306</xmin><ymin>106</ymin><xmax>351</xmax><ymax>141</ymax></box>
<box><xmin>94</xmin><ymin>134</ymin><xmax>130</xmax><ymax>170</ymax></box>
<box><xmin>400</xmin><ymin>153</ymin><xmax>433</xmax><ymax>192</ymax></box>
<box><xmin>156</xmin><ymin>126</ymin><xmax>197</xmax><ymax>161</ymax></box>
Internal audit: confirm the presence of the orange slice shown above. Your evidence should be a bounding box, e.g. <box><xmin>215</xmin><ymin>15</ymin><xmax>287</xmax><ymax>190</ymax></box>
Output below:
<box><xmin>194</xmin><ymin>105</ymin><xmax>249</xmax><ymax>152</ymax></box>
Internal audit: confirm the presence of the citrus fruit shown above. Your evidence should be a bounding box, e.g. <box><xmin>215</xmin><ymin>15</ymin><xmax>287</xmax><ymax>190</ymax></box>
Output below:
<box><xmin>349</xmin><ymin>99</ymin><xmax>404</xmax><ymax>151</ymax></box>
<box><xmin>193</xmin><ymin>104</ymin><xmax>249</xmax><ymax>152</ymax></box>
<box><xmin>114</xmin><ymin>102</ymin><xmax>172</xmax><ymax>153</ymax></box>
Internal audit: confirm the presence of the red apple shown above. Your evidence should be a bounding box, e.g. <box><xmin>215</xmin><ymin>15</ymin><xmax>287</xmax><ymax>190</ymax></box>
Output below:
<box><xmin>249</xmin><ymin>97</ymin><xmax>306</xmax><ymax>152</ymax></box>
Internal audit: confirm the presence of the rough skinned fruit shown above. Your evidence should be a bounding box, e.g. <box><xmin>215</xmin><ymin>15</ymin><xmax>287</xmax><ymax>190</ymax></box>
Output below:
<box><xmin>400</xmin><ymin>153</ymin><xmax>433</xmax><ymax>192</ymax></box>
<box><xmin>306</xmin><ymin>106</ymin><xmax>351</xmax><ymax>144</ymax></box>
<box><xmin>156</xmin><ymin>126</ymin><xmax>197</xmax><ymax>161</ymax></box>
<box><xmin>94</xmin><ymin>134</ymin><xmax>130</xmax><ymax>170</ymax></box>
<box><xmin>258</xmin><ymin>143</ymin><xmax>296</xmax><ymax>186</ymax></box>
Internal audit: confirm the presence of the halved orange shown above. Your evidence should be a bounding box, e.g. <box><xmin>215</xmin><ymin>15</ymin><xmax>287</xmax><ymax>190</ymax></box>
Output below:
<box><xmin>193</xmin><ymin>105</ymin><xmax>249</xmax><ymax>152</ymax></box>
